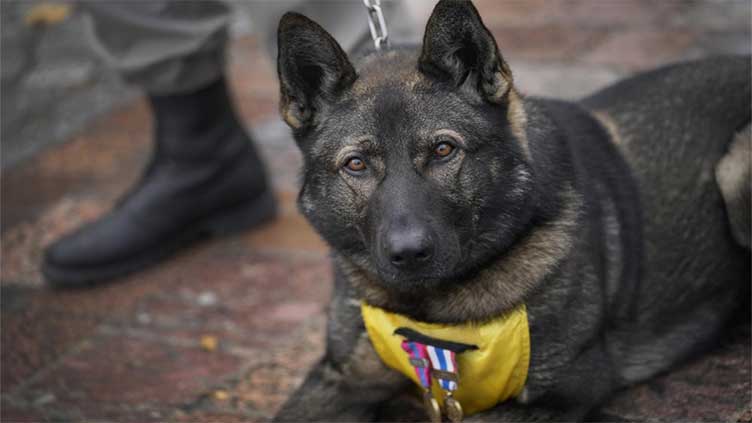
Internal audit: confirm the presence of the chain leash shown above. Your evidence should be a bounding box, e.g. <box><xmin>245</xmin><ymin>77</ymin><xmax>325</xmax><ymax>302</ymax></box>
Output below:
<box><xmin>363</xmin><ymin>0</ymin><xmax>389</xmax><ymax>50</ymax></box>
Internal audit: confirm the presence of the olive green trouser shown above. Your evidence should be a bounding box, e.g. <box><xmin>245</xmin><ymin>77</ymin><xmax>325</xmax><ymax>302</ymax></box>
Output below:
<box><xmin>81</xmin><ymin>1</ymin><xmax>417</xmax><ymax>95</ymax></box>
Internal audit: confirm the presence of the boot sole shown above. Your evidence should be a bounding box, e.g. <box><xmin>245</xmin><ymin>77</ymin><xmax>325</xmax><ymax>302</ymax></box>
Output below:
<box><xmin>42</xmin><ymin>190</ymin><xmax>278</xmax><ymax>288</ymax></box>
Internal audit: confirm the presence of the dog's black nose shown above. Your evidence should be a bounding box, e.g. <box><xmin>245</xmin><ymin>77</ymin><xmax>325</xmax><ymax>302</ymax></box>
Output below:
<box><xmin>385</xmin><ymin>227</ymin><xmax>434</xmax><ymax>270</ymax></box>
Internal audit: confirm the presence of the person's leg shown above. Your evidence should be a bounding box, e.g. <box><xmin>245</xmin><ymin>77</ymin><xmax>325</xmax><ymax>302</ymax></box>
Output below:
<box><xmin>82</xmin><ymin>1</ymin><xmax>228</xmax><ymax>95</ymax></box>
<box><xmin>43</xmin><ymin>1</ymin><xmax>275</xmax><ymax>287</ymax></box>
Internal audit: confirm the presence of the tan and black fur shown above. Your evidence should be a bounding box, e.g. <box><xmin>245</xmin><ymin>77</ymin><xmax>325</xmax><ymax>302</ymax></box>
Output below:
<box><xmin>273</xmin><ymin>1</ymin><xmax>751</xmax><ymax>421</ymax></box>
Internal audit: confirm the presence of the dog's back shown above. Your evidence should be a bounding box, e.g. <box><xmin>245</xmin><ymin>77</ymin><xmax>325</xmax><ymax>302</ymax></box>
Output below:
<box><xmin>582</xmin><ymin>56</ymin><xmax>751</xmax><ymax>383</ymax></box>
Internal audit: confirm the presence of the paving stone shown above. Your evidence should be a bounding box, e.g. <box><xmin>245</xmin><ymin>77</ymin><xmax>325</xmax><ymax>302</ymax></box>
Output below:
<box><xmin>105</xmin><ymin>251</ymin><xmax>332</xmax><ymax>351</ymax></box>
<box><xmin>583</xmin><ymin>28</ymin><xmax>697</xmax><ymax>71</ymax></box>
<box><xmin>0</xmin><ymin>101</ymin><xmax>151</xmax><ymax>233</ymax></box>
<box><xmin>476</xmin><ymin>0</ymin><xmax>678</xmax><ymax>29</ymax></box>
<box><xmin>0</xmin><ymin>285</ymin><xmax>100</xmax><ymax>392</ymax></box>
<box><xmin>23</xmin><ymin>333</ymin><xmax>243</xmax><ymax>408</ymax></box>
<box><xmin>561</xmin><ymin>0</ymin><xmax>679</xmax><ymax>28</ymax></box>
<box><xmin>0</xmin><ymin>222</ymin><xmax>328</xmax><ymax>393</ymax></box>
<box><xmin>490</xmin><ymin>25</ymin><xmax>605</xmax><ymax>62</ymax></box>
<box><xmin>1</xmin><ymin>197</ymin><xmax>115</xmax><ymax>286</ymax></box>
<box><xmin>511</xmin><ymin>60</ymin><xmax>623</xmax><ymax>100</ymax></box>
<box><xmin>0</xmin><ymin>400</ymin><xmax>48</xmax><ymax>422</ymax></box>
<box><xmin>673</xmin><ymin>0</ymin><xmax>751</xmax><ymax>32</ymax></box>
<box><xmin>248</xmin><ymin>119</ymin><xmax>303</xmax><ymax>193</ymax></box>
<box><xmin>3</xmin><ymin>399</ymin><xmax>177</xmax><ymax>423</ymax></box>
<box><xmin>693</xmin><ymin>31</ymin><xmax>752</xmax><ymax>58</ymax></box>
<box><xmin>207</xmin><ymin>316</ymin><xmax>327</xmax><ymax>420</ymax></box>
<box><xmin>243</xmin><ymin>191</ymin><xmax>328</xmax><ymax>253</ymax></box>
<box><xmin>475</xmin><ymin>0</ymin><xmax>570</xmax><ymax>28</ymax></box>
<box><xmin>229</xmin><ymin>37</ymin><xmax>280</xmax><ymax>101</ymax></box>
<box><xmin>172</xmin><ymin>410</ymin><xmax>263</xmax><ymax>423</ymax></box>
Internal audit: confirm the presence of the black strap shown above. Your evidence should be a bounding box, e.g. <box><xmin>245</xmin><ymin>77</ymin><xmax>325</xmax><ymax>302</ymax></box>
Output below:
<box><xmin>394</xmin><ymin>327</ymin><xmax>478</xmax><ymax>353</ymax></box>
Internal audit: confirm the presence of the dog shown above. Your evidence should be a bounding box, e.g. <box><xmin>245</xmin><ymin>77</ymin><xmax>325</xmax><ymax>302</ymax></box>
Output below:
<box><xmin>272</xmin><ymin>0</ymin><xmax>751</xmax><ymax>421</ymax></box>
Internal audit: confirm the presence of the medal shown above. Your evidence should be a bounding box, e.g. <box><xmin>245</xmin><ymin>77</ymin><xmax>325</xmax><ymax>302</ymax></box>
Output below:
<box><xmin>445</xmin><ymin>393</ymin><xmax>464</xmax><ymax>423</ymax></box>
<box><xmin>401</xmin><ymin>340</ymin><xmax>441</xmax><ymax>422</ymax></box>
<box><xmin>423</xmin><ymin>389</ymin><xmax>442</xmax><ymax>423</ymax></box>
<box><xmin>399</xmin><ymin>330</ymin><xmax>474</xmax><ymax>423</ymax></box>
<box><xmin>426</xmin><ymin>345</ymin><xmax>464</xmax><ymax>422</ymax></box>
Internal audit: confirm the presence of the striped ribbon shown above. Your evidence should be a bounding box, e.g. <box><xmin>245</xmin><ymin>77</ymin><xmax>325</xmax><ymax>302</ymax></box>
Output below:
<box><xmin>401</xmin><ymin>340</ymin><xmax>432</xmax><ymax>388</ymax></box>
<box><xmin>401</xmin><ymin>340</ymin><xmax>460</xmax><ymax>392</ymax></box>
<box><xmin>426</xmin><ymin>345</ymin><xmax>458</xmax><ymax>391</ymax></box>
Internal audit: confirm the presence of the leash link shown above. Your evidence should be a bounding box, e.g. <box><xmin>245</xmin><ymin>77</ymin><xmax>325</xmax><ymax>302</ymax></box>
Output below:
<box><xmin>363</xmin><ymin>0</ymin><xmax>389</xmax><ymax>50</ymax></box>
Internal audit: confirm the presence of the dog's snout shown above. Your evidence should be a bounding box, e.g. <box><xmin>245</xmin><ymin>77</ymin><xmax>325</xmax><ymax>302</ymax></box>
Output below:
<box><xmin>384</xmin><ymin>227</ymin><xmax>434</xmax><ymax>270</ymax></box>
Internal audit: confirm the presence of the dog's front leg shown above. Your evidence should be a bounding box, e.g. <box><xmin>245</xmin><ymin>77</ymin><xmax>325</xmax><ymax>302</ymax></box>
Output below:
<box><xmin>274</xmin><ymin>335</ymin><xmax>406</xmax><ymax>421</ymax></box>
<box><xmin>274</xmin><ymin>269</ymin><xmax>409</xmax><ymax>422</ymax></box>
<box><xmin>466</xmin><ymin>401</ymin><xmax>587</xmax><ymax>422</ymax></box>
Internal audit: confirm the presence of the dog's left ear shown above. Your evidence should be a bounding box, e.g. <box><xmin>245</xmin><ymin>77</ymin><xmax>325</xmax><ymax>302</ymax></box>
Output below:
<box><xmin>418</xmin><ymin>0</ymin><xmax>513</xmax><ymax>104</ymax></box>
<box><xmin>277</xmin><ymin>12</ymin><xmax>356</xmax><ymax>130</ymax></box>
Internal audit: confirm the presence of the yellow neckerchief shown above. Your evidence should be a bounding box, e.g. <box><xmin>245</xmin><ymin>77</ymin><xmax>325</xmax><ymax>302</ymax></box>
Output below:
<box><xmin>361</xmin><ymin>302</ymin><xmax>530</xmax><ymax>416</ymax></box>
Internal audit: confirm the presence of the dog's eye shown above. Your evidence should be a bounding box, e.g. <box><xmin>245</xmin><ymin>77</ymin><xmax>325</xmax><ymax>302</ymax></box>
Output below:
<box><xmin>344</xmin><ymin>157</ymin><xmax>366</xmax><ymax>173</ymax></box>
<box><xmin>434</xmin><ymin>142</ymin><xmax>455</xmax><ymax>159</ymax></box>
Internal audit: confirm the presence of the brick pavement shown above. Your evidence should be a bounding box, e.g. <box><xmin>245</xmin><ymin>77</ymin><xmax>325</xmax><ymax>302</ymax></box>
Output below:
<box><xmin>1</xmin><ymin>1</ymin><xmax>750</xmax><ymax>421</ymax></box>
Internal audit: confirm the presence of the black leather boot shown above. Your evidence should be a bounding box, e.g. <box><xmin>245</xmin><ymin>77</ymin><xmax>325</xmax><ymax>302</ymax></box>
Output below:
<box><xmin>42</xmin><ymin>77</ymin><xmax>276</xmax><ymax>287</ymax></box>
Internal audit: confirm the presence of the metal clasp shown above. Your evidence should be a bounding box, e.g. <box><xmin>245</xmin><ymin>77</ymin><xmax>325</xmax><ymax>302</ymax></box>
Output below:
<box><xmin>363</xmin><ymin>0</ymin><xmax>389</xmax><ymax>50</ymax></box>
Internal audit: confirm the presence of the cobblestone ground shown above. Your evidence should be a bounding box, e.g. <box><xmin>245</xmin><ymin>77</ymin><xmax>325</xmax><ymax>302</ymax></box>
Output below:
<box><xmin>2</xmin><ymin>1</ymin><xmax>751</xmax><ymax>421</ymax></box>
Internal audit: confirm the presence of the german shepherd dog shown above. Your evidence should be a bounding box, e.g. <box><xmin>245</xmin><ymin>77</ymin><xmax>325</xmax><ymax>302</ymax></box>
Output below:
<box><xmin>273</xmin><ymin>0</ymin><xmax>750</xmax><ymax>420</ymax></box>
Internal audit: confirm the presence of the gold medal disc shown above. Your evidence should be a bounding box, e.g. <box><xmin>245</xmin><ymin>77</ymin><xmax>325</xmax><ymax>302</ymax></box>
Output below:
<box><xmin>422</xmin><ymin>390</ymin><xmax>442</xmax><ymax>423</ymax></box>
<box><xmin>445</xmin><ymin>395</ymin><xmax>463</xmax><ymax>423</ymax></box>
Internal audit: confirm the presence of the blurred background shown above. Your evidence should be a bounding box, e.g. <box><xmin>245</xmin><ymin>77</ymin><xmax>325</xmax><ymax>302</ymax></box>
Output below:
<box><xmin>1</xmin><ymin>1</ymin><xmax>750</xmax><ymax>421</ymax></box>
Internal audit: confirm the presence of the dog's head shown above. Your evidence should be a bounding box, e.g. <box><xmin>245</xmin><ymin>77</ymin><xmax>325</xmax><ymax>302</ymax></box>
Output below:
<box><xmin>277</xmin><ymin>0</ymin><xmax>535</xmax><ymax>294</ymax></box>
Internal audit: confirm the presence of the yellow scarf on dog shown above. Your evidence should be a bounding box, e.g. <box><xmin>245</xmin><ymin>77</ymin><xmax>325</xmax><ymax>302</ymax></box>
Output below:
<box><xmin>361</xmin><ymin>302</ymin><xmax>530</xmax><ymax>416</ymax></box>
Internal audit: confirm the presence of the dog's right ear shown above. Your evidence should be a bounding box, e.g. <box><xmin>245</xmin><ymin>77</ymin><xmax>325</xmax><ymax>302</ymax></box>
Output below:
<box><xmin>419</xmin><ymin>0</ymin><xmax>513</xmax><ymax>104</ymax></box>
<box><xmin>277</xmin><ymin>12</ymin><xmax>356</xmax><ymax>130</ymax></box>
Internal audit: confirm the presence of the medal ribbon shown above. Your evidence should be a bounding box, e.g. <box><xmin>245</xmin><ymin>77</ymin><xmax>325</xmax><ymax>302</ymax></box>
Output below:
<box><xmin>400</xmin><ymin>340</ymin><xmax>432</xmax><ymax>388</ymax></box>
<box><xmin>401</xmin><ymin>340</ymin><xmax>461</xmax><ymax>391</ymax></box>
<box><xmin>397</xmin><ymin>328</ymin><xmax>473</xmax><ymax>423</ymax></box>
<box><xmin>426</xmin><ymin>345</ymin><xmax>458</xmax><ymax>391</ymax></box>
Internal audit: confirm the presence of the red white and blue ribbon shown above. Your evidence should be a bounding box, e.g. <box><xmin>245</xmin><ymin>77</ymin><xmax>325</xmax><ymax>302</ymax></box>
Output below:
<box><xmin>426</xmin><ymin>345</ymin><xmax>458</xmax><ymax>391</ymax></box>
<box><xmin>396</xmin><ymin>327</ymin><xmax>475</xmax><ymax>392</ymax></box>
<box><xmin>396</xmin><ymin>328</ymin><xmax>474</xmax><ymax>422</ymax></box>
<box><xmin>401</xmin><ymin>340</ymin><xmax>432</xmax><ymax>388</ymax></box>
